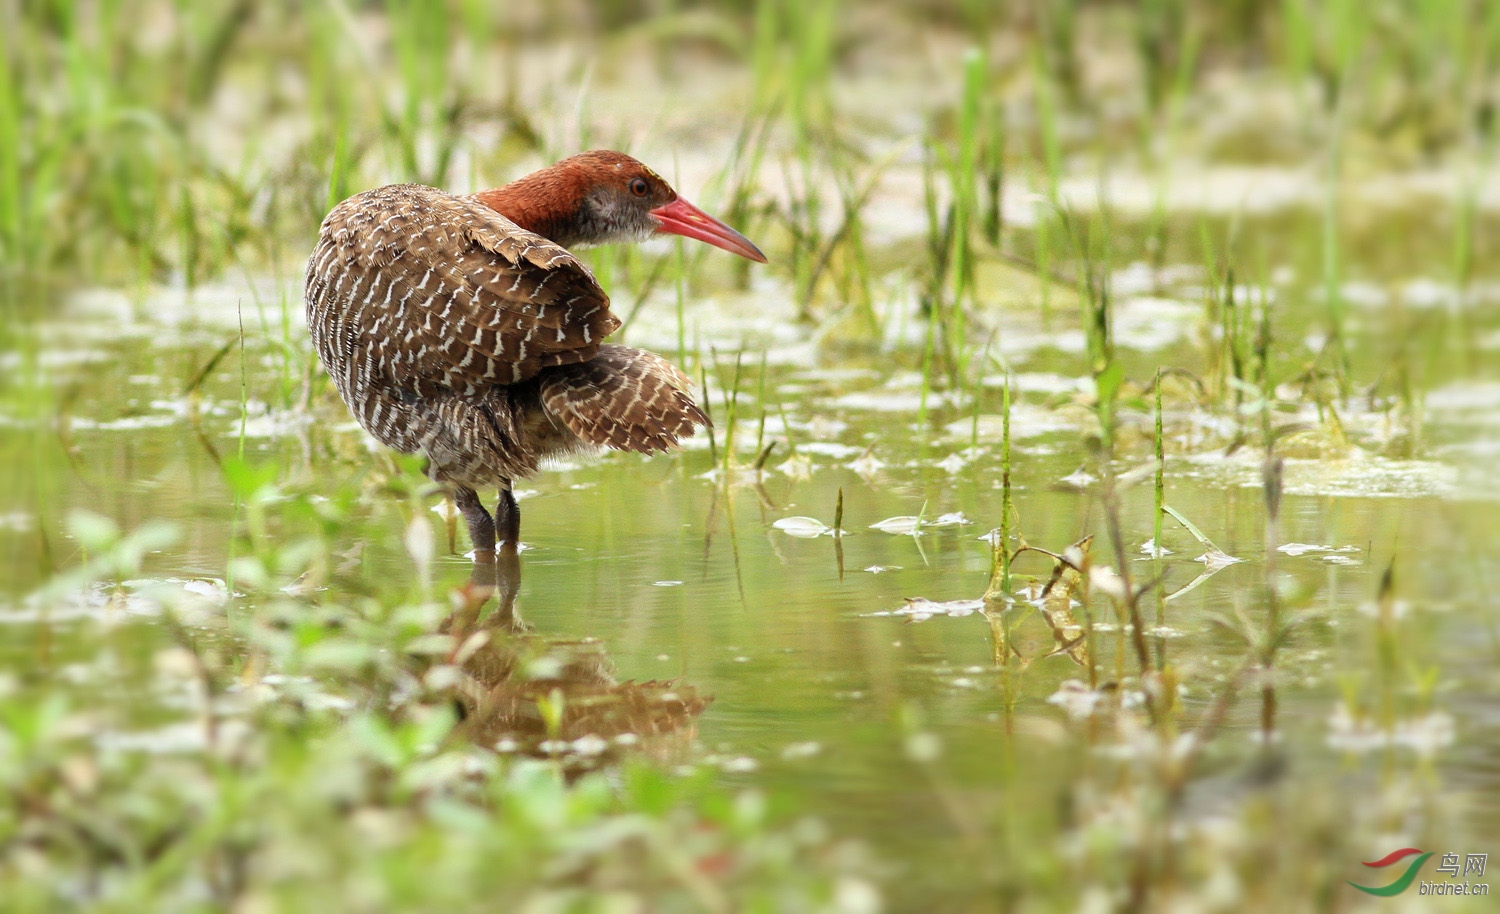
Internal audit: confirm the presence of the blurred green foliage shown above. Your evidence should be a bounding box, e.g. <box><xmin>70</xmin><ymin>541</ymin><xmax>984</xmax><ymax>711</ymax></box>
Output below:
<box><xmin>3</xmin><ymin>0</ymin><xmax>1497</xmax><ymax>294</ymax></box>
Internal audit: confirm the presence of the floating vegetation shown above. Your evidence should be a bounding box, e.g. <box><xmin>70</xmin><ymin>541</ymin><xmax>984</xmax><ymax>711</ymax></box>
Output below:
<box><xmin>864</xmin><ymin>597</ymin><xmax>986</xmax><ymax>621</ymax></box>
<box><xmin>868</xmin><ymin>512</ymin><xmax>969</xmax><ymax>536</ymax></box>
<box><xmin>771</xmin><ymin>515</ymin><xmax>836</xmax><ymax>538</ymax></box>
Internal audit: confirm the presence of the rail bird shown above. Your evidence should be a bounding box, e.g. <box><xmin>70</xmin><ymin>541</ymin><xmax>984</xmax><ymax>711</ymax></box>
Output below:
<box><xmin>306</xmin><ymin>151</ymin><xmax>765</xmax><ymax>554</ymax></box>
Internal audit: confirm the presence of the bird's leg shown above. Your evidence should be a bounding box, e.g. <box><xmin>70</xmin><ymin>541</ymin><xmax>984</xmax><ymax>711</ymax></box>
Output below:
<box><xmin>453</xmin><ymin>485</ymin><xmax>495</xmax><ymax>557</ymax></box>
<box><xmin>495</xmin><ymin>479</ymin><xmax>520</xmax><ymax>552</ymax></box>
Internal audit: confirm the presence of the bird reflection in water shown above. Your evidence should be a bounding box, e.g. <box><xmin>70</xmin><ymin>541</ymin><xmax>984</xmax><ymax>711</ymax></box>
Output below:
<box><xmin>427</xmin><ymin>548</ymin><xmax>710</xmax><ymax>775</ymax></box>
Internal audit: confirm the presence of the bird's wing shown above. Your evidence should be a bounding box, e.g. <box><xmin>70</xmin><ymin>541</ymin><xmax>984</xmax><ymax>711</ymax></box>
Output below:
<box><xmin>539</xmin><ymin>345</ymin><xmax>709</xmax><ymax>453</ymax></box>
<box><xmin>310</xmin><ymin>183</ymin><xmax>621</xmax><ymax>397</ymax></box>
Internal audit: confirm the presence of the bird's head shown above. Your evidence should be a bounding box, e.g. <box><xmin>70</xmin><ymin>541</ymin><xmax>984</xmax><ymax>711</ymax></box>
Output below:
<box><xmin>476</xmin><ymin>150</ymin><xmax>767</xmax><ymax>263</ymax></box>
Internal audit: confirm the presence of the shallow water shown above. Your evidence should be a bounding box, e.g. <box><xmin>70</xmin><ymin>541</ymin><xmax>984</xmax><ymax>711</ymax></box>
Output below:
<box><xmin>6</xmin><ymin>214</ymin><xmax>1500</xmax><ymax>907</ymax></box>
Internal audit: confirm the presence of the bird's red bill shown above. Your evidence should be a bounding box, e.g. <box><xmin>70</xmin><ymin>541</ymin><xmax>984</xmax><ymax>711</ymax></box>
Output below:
<box><xmin>650</xmin><ymin>198</ymin><xmax>767</xmax><ymax>263</ymax></box>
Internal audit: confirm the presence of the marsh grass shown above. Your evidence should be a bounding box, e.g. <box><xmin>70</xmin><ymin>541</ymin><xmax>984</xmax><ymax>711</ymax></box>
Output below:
<box><xmin>914</xmin><ymin>47</ymin><xmax>1008</xmax><ymax>389</ymax></box>
<box><xmin>780</xmin><ymin>143</ymin><xmax>885</xmax><ymax>330</ymax></box>
<box><xmin>713</xmin><ymin>347</ymin><xmax>746</xmax><ymax>475</ymax></box>
<box><xmin>1</xmin><ymin>0</ymin><xmax>1487</xmax><ymax>300</ymax></box>
<box><xmin>981</xmin><ymin>371</ymin><xmax>1013</xmax><ymax>606</ymax></box>
<box><xmin>1135</xmin><ymin>0</ymin><xmax>1199</xmax><ymax>271</ymax></box>
<box><xmin>717</xmin><ymin>110</ymin><xmax>779</xmax><ymax>292</ymax></box>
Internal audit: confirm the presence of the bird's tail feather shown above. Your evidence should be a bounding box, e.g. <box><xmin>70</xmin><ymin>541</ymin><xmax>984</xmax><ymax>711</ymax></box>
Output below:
<box><xmin>538</xmin><ymin>344</ymin><xmax>708</xmax><ymax>453</ymax></box>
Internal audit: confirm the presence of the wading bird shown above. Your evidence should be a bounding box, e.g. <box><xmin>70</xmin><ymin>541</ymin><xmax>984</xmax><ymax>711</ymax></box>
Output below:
<box><xmin>306</xmin><ymin>151</ymin><xmax>765</xmax><ymax>555</ymax></box>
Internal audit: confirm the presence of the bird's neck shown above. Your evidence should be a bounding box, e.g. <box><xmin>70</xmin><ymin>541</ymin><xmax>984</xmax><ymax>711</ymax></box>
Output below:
<box><xmin>474</xmin><ymin>165</ymin><xmax>589</xmax><ymax>247</ymax></box>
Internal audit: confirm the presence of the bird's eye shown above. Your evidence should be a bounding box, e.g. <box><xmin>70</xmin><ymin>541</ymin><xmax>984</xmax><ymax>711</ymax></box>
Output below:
<box><xmin>629</xmin><ymin>177</ymin><xmax>650</xmax><ymax>197</ymax></box>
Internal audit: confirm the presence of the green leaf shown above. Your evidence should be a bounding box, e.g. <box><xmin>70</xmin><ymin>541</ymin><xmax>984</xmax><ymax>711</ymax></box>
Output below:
<box><xmin>66</xmin><ymin>510</ymin><xmax>120</xmax><ymax>552</ymax></box>
<box><xmin>1094</xmin><ymin>360</ymin><xmax>1124</xmax><ymax>408</ymax></box>
<box><xmin>221</xmin><ymin>456</ymin><xmax>278</xmax><ymax>500</ymax></box>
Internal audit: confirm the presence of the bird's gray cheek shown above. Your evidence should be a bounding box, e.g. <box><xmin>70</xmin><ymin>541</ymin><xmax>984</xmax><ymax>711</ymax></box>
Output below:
<box><xmin>589</xmin><ymin>196</ymin><xmax>622</xmax><ymax>235</ymax></box>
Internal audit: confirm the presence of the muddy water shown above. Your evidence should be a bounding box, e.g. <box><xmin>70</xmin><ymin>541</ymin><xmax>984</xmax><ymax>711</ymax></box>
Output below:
<box><xmin>4</xmin><ymin>202</ymin><xmax>1500</xmax><ymax>907</ymax></box>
